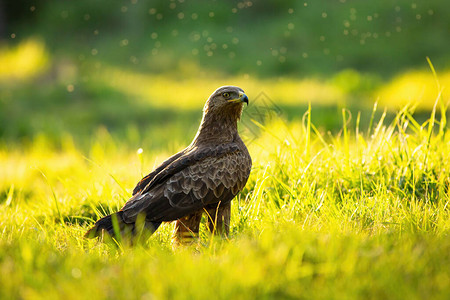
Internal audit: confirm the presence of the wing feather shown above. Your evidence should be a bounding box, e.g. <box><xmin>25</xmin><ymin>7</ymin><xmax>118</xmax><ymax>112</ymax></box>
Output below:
<box><xmin>139</xmin><ymin>144</ymin><xmax>240</xmax><ymax>194</ymax></box>
<box><xmin>132</xmin><ymin>151</ymin><xmax>185</xmax><ymax>195</ymax></box>
<box><xmin>121</xmin><ymin>143</ymin><xmax>248</xmax><ymax>223</ymax></box>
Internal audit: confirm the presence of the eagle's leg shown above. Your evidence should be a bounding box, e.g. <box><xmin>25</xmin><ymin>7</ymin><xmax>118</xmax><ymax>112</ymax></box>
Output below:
<box><xmin>172</xmin><ymin>210</ymin><xmax>203</xmax><ymax>246</ymax></box>
<box><xmin>205</xmin><ymin>201</ymin><xmax>231</xmax><ymax>236</ymax></box>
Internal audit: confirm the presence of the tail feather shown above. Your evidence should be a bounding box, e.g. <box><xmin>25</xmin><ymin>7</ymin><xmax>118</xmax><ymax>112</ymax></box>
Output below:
<box><xmin>85</xmin><ymin>211</ymin><xmax>161</xmax><ymax>239</ymax></box>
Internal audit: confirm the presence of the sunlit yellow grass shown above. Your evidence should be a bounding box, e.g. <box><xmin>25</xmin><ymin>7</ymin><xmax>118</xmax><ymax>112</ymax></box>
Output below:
<box><xmin>94</xmin><ymin>65</ymin><xmax>450</xmax><ymax>112</ymax></box>
<box><xmin>1</xmin><ymin>101</ymin><xmax>450</xmax><ymax>298</ymax></box>
<box><xmin>96</xmin><ymin>66</ymin><xmax>345</xmax><ymax>109</ymax></box>
<box><xmin>0</xmin><ymin>38</ymin><xmax>49</xmax><ymax>80</ymax></box>
<box><xmin>377</xmin><ymin>70</ymin><xmax>450</xmax><ymax>110</ymax></box>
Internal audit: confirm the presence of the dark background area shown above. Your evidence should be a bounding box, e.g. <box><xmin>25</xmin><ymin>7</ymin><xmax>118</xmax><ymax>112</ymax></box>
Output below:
<box><xmin>2</xmin><ymin>0</ymin><xmax>450</xmax><ymax>76</ymax></box>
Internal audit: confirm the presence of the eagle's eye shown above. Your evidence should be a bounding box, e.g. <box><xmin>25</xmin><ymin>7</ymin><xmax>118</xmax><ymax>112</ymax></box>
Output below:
<box><xmin>222</xmin><ymin>92</ymin><xmax>230</xmax><ymax>98</ymax></box>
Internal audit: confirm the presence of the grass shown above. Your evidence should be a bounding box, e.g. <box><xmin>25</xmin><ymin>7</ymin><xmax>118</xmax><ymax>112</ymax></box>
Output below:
<box><xmin>3</xmin><ymin>2</ymin><xmax>450</xmax><ymax>296</ymax></box>
<box><xmin>1</xmin><ymin>97</ymin><xmax>450</xmax><ymax>299</ymax></box>
<box><xmin>1</xmin><ymin>39</ymin><xmax>450</xmax><ymax>299</ymax></box>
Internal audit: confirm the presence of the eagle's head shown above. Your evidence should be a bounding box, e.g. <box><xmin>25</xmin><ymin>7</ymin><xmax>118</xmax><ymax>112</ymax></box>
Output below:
<box><xmin>194</xmin><ymin>86</ymin><xmax>249</xmax><ymax>144</ymax></box>
<box><xmin>204</xmin><ymin>86</ymin><xmax>248</xmax><ymax>118</ymax></box>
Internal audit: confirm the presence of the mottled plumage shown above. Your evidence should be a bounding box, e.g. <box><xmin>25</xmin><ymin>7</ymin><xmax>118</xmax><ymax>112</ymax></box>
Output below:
<box><xmin>85</xmin><ymin>86</ymin><xmax>252</xmax><ymax>244</ymax></box>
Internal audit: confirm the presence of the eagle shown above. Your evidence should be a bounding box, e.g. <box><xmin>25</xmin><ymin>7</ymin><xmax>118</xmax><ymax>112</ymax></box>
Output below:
<box><xmin>85</xmin><ymin>86</ymin><xmax>252</xmax><ymax>244</ymax></box>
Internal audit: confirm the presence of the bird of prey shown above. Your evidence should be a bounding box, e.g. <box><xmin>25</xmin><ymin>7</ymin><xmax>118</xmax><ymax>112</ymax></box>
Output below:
<box><xmin>85</xmin><ymin>86</ymin><xmax>252</xmax><ymax>244</ymax></box>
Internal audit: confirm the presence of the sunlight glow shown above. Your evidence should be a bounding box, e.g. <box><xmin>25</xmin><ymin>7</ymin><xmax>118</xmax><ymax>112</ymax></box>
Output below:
<box><xmin>0</xmin><ymin>38</ymin><xmax>49</xmax><ymax>80</ymax></box>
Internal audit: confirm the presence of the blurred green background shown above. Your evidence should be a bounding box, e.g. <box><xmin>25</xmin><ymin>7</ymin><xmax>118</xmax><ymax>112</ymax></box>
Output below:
<box><xmin>1</xmin><ymin>0</ymin><xmax>449</xmax><ymax>150</ymax></box>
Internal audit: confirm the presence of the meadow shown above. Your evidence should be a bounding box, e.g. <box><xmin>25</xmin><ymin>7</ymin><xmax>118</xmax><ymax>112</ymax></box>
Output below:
<box><xmin>1</xmin><ymin>61</ymin><xmax>450</xmax><ymax>298</ymax></box>
<box><xmin>2</xmin><ymin>1</ymin><xmax>450</xmax><ymax>298</ymax></box>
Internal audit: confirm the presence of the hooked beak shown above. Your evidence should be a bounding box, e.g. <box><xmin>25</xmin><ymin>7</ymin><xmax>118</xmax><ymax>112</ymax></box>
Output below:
<box><xmin>240</xmin><ymin>93</ymin><xmax>249</xmax><ymax>105</ymax></box>
<box><xmin>228</xmin><ymin>92</ymin><xmax>249</xmax><ymax>106</ymax></box>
